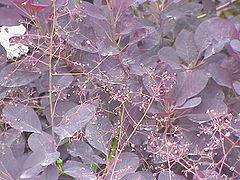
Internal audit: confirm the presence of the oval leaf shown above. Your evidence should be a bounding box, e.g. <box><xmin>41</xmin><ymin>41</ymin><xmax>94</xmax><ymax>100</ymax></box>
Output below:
<box><xmin>175</xmin><ymin>70</ymin><xmax>209</xmax><ymax>106</ymax></box>
<box><xmin>67</xmin><ymin>141</ymin><xmax>104</xmax><ymax>164</ymax></box>
<box><xmin>158</xmin><ymin>171</ymin><xmax>186</xmax><ymax>180</ymax></box>
<box><xmin>53</xmin><ymin>102</ymin><xmax>97</xmax><ymax>141</ymax></box>
<box><xmin>175</xmin><ymin>29</ymin><xmax>198</xmax><ymax>63</ymax></box>
<box><xmin>82</xmin><ymin>1</ymin><xmax>107</xmax><ymax>20</ymax></box>
<box><xmin>20</xmin><ymin>151</ymin><xmax>60</xmax><ymax>179</ymax></box>
<box><xmin>0</xmin><ymin>63</ymin><xmax>40</xmax><ymax>87</ymax></box>
<box><xmin>63</xmin><ymin>160</ymin><xmax>97</xmax><ymax>180</ymax></box>
<box><xmin>188</xmin><ymin>83</ymin><xmax>227</xmax><ymax>123</ymax></box>
<box><xmin>233</xmin><ymin>81</ymin><xmax>240</xmax><ymax>95</ymax></box>
<box><xmin>28</xmin><ymin>132</ymin><xmax>55</xmax><ymax>153</ymax></box>
<box><xmin>53</xmin><ymin>74</ymin><xmax>74</xmax><ymax>90</ymax></box>
<box><xmin>158</xmin><ymin>47</ymin><xmax>181</xmax><ymax>69</ymax></box>
<box><xmin>0</xmin><ymin>7</ymin><xmax>23</xmax><ymax>26</ymax></box>
<box><xmin>230</xmin><ymin>39</ymin><xmax>240</xmax><ymax>52</ymax></box>
<box><xmin>107</xmin><ymin>152</ymin><xmax>139</xmax><ymax>180</ymax></box>
<box><xmin>85</xmin><ymin>117</ymin><xmax>113</xmax><ymax>155</ymax></box>
<box><xmin>3</xmin><ymin>104</ymin><xmax>42</xmax><ymax>133</ymax></box>
<box><xmin>175</xmin><ymin>97</ymin><xmax>202</xmax><ymax>110</ymax></box>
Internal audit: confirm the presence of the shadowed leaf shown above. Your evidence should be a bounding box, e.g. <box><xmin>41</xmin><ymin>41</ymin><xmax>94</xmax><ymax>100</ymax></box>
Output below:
<box><xmin>53</xmin><ymin>102</ymin><xmax>97</xmax><ymax>141</ymax></box>
<box><xmin>3</xmin><ymin>104</ymin><xmax>42</xmax><ymax>133</ymax></box>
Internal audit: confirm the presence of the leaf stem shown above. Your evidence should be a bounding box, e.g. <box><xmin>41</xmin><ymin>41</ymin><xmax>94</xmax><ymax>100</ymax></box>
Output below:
<box><xmin>108</xmin><ymin>98</ymin><xmax>154</xmax><ymax>179</ymax></box>
<box><xmin>198</xmin><ymin>0</ymin><xmax>238</xmax><ymax>18</ymax></box>
<box><xmin>49</xmin><ymin>0</ymin><xmax>57</xmax><ymax>150</ymax></box>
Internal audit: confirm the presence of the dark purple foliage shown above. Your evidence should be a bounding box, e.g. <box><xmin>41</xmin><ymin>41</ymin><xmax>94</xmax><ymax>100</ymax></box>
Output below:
<box><xmin>53</xmin><ymin>102</ymin><xmax>97</xmax><ymax>141</ymax></box>
<box><xmin>0</xmin><ymin>0</ymin><xmax>240</xmax><ymax>179</ymax></box>
<box><xmin>63</xmin><ymin>160</ymin><xmax>97</xmax><ymax>179</ymax></box>
<box><xmin>3</xmin><ymin>104</ymin><xmax>42</xmax><ymax>133</ymax></box>
<box><xmin>106</xmin><ymin>152</ymin><xmax>140</xmax><ymax>180</ymax></box>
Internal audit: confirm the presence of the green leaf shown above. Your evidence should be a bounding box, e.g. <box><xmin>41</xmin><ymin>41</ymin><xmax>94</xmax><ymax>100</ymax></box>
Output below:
<box><xmin>108</xmin><ymin>135</ymin><xmax>119</xmax><ymax>160</ymax></box>
<box><xmin>90</xmin><ymin>163</ymin><xmax>98</xmax><ymax>172</ymax></box>
<box><xmin>56</xmin><ymin>158</ymin><xmax>64</xmax><ymax>174</ymax></box>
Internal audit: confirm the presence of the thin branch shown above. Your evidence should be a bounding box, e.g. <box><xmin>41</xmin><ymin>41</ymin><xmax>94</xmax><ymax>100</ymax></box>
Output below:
<box><xmin>49</xmin><ymin>0</ymin><xmax>57</xmax><ymax>150</ymax></box>
<box><xmin>198</xmin><ymin>0</ymin><xmax>238</xmax><ymax>18</ymax></box>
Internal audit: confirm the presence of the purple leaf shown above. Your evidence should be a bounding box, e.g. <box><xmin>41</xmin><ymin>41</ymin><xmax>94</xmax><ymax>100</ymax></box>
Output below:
<box><xmin>33</xmin><ymin>165</ymin><xmax>59</xmax><ymax>180</ymax></box>
<box><xmin>0</xmin><ymin>129</ymin><xmax>20</xmax><ymax>146</ymax></box>
<box><xmin>175</xmin><ymin>97</ymin><xmax>202</xmax><ymax>110</ymax></box>
<box><xmin>121</xmin><ymin>171</ymin><xmax>155</xmax><ymax>180</ymax></box>
<box><xmin>0</xmin><ymin>86</ymin><xmax>11</xmax><ymax>100</ymax></box>
<box><xmin>173</xmin><ymin>15</ymin><xmax>201</xmax><ymax>37</ymax></box>
<box><xmin>18</xmin><ymin>49</ymin><xmax>46</xmax><ymax>66</ymax></box>
<box><xmin>208</xmin><ymin>18</ymin><xmax>239</xmax><ymax>42</ymax></box>
<box><xmin>53</xmin><ymin>74</ymin><xmax>74</xmax><ymax>90</ymax></box>
<box><xmin>82</xmin><ymin>1</ymin><xmax>107</xmax><ymax>20</ymax></box>
<box><xmin>44</xmin><ymin>100</ymin><xmax>77</xmax><ymax>126</ymax></box>
<box><xmin>39</xmin><ymin>152</ymin><xmax>60</xmax><ymax>166</ymax></box>
<box><xmin>0</xmin><ymin>45</ymin><xmax>7</xmax><ymax>60</ymax></box>
<box><xmin>0</xmin><ymin>146</ymin><xmax>21</xmax><ymax>180</ymax></box>
<box><xmin>100</xmin><ymin>56</ymin><xmax>126</xmax><ymax>82</ymax></box>
<box><xmin>3</xmin><ymin>104</ymin><xmax>42</xmax><ymax>133</ymax></box>
<box><xmin>0</xmin><ymin>63</ymin><xmax>40</xmax><ymax>87</ymax></box>
<box><xmin>0</xmin><ymin>0</ymin><xmax>14</xmax><ymax>5</ymax></box>
<box><xmin>203</xmin><ymin>39</ymin><xmax>226</xmax><ymax>59</ymax></box>
<box><xmin>137</xmin><ymin>171</ymin><xmax>155</xmax><ymax>180</ymax></box>
<box><xmin>57</xmin><ymin>144</ymin><xmax>69</xmax><ymax>161</ymax></box>
<box><xmin>113</xmin><ymin>0</ymin><xmax>136</xmax><ymax>17</ymax></box>
<box><xmin>181</xmin><ymin>127</ymin><xmax>212</xmax><ymax>154</ymax></box>
<box><xmin>56</xmin><ymin>4</ymin><xmax>110</xmax><ymax>53</ymax></box>
<box><xmin>0</xmin><ymin>128</ymin><xmax>25</xmax><ymax>158</ymax></box>
<box><xmin>67</xmin><ymin>141</ymin><xmax>104</xmax><ymax>164</ymax></box>
<box><xmin>10</xmin><ymin>133</ymin><xmax>25</xmax><ymax>158</ymax></box>
<box><xmin>175</xmin><ymin>29</ymin><xmax>198</xmax><ymax>63</ymax></box>
<box><xmin>20</xmin><ymin>151</ymin><xmax>60</xmax><ymax>179</ymax></box>
<box><xmin>63</xmin><ymin>160</ymin><xmax>97</xmax><ymax>180</ymax></box>
<box><xmin>120</xmin><ymin>172</ymin><xmax>144</xmax><ymax>180</ymax></box>
<box><xmin>99</xmin><ymin>45</ymin><xmax>120</xmax><ymax>56</ymax></box>
<box><xmin>233</xmin><ymin>81</ymin><xmax>240</xmax><ymax>95</ymax></box>
<box><xmin>230</xmin><ymin>39</ymin><xmax>240</xmax><ymax>52</ymax></box>
<box><xmin>142</xmin><ymin>62</ymin><xmax>176</xmax><ymax>98</ymax></box>
<box><xmin>85</xmin><ymin>117</ymin><xmax>113</xmax><ymax>155</ymax></box>
<box><xmin>0</xmin><ymin>7</ymin><xmax>23</xmax><ymax>26</ymax></box>
<box><xmin>208</xmin><ymin>63</ymin><xmax>232</xmax><ymax>88</ymax></box>
<box><xmin>194</xmin><ymin>18</ymin><xmax>213</xmax><ymax>52</ymax></box>
<box><xmin>194</xmin><ymin>17</ymin><xmax>238</xmax><ymax>55</ymax></box>
<box><xmin>164</xmin><ymin>2</ymin><xmax>203</xmax><ymax>19</ymax></box>
<box><xmin>137</xmin><ymin>29</ymin><xmax>160</xmax><ymax>50</ymax></box>
<box><xmin>53</xmin><ymin>102</ymin><xmax>97</xmax><ymax>141</ymax></box>
<box><xmin>202</xmin><ymin>0</ymin><xmax>216</xmax><ymax>17</ymax></box>
<box><xmin>129</xmin><ymin>54</ymin><xmax>159</xmax><ymax>76</ymax></box>
<box><xmin>28</xmin><ymin>132</ymin><xmax>55</xmax><ymax>153</ymax></box>
<box><xmin>158</xmin><ymin>171</ymin><xmax>186</xmax><ymax>180</ymax></box>
<box><xmin>221</xmin><ymin>57</ymin><xmax>240</xmax><ymax>79</ymax></box>
<box><xmin>107</xmin><ymin>152</ymin><xmax>139</xmax><ymax>180</ymax></box>
<box><xmin>129</xmin><ymin>26</ymin><xmax>158</xmax><ymax>47</ymax></box>
<box><xmin>20</xmin><ymin>158</ymin><xmax>45</xmax><ymax>179</ymax></box>
<box><xmin>188</xmin><ymin>83</ymin><xmax>227</xmax><ymax>123</ymax></box>
<box><xmin>158</xmin><ymin>47</ymin><xmax>181</xmax><ymax>69</ymax></box>
<box><xmin>175</xmin><ymin>70</ymin><xmax>209</xmax><ymax>106</ymax></box>
<box><xmin>193</xmin><ymin>170</ymin><xmax>225</xmax><ymax>180</ymax></box>
<box><xmin>117</xmin><ymin>16</ymin><xmax>140</xmax><ymax>36</ymax></box>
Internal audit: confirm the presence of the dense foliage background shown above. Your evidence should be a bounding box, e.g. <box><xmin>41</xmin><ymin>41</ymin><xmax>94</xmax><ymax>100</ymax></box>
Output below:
<box><xmin>0</xmin><ymin>0</ymin><xmax>240</xmax><ymax>179</ymax></box>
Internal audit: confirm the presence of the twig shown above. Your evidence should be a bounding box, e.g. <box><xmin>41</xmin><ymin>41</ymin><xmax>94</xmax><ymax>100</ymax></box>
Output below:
<box><xmin>198</xmin><ymin>0</ymin><xmax>238</xmax><ymax>18</ymax></box>
<box><xmin>108</xmin><ymin>98</ymin><xmax>154</xmax><ymax>179</ymax></box>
